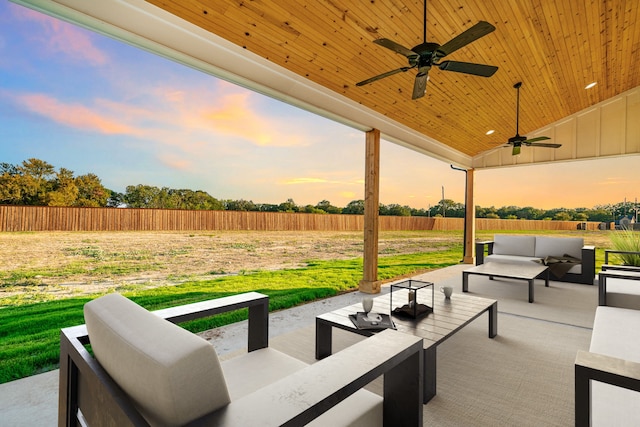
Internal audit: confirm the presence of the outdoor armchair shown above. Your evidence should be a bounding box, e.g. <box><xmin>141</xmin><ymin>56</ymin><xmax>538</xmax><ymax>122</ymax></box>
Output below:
<box><xmin>576</xmin><ymin>264</ymin><xmax>640</xmax><ymax>425</ymax></box>
<box><xmin>601</xmin><ymin>250</ymin><xmax>640</xmax><ymax>273</ymax></box>
<box><xmin>59</xmin><ymin>292</ymin><xmax>424</xmax><ymax>427</ymax></box>
<box><xmin>598</xmin><ymin>258</ymin><xmax>640</xmax><ymax>308</ymax></box>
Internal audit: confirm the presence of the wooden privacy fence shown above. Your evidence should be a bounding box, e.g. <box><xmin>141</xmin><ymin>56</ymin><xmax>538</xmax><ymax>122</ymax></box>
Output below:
<box><xmin>0</xmin><ymin>205</ymin><xmax>601</xmax><ymax>232</ymax></box>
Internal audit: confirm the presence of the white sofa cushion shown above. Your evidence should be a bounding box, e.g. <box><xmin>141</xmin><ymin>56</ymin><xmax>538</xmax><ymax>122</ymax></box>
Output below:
<box><xmin>534</xmin><ymin>236</ymin><xmax>583</xmax><ymax>259</ymax></box>
<box><xmin>84</xmin><ymin>293</ymin><xmax>230</xmax><ymax>427</ymax></box>
<box><xmin>493</xmin><ymin>235</ymin><xmax>536</xmax><ymax>257</ymax></box>
<box><xmin>484</xmin><ymin>254</ymin><xmax>541</xmax><ymax>265</ymax></box>
<box><xmin>488</xmin><ymin>235</ymin><xmax>584</xmax><ymax>275</ymax></box>
<box><xmin>589</xmin><ymin>306</ymin><xmax>640</xmax><ymax>426</ymax></box>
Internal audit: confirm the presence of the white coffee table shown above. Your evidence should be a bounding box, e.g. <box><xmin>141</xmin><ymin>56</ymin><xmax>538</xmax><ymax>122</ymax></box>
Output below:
<box><xmin>462</xmin><ymin>262</ymin><xmax>549</xmax><ymax>303</ymax></box>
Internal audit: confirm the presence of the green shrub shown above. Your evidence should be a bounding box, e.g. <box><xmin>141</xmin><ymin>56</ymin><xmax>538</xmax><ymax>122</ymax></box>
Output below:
<box><xmin>609</xmin><ymin>229</ymin><xmax>640</xmax><ymax>266</ymax></box>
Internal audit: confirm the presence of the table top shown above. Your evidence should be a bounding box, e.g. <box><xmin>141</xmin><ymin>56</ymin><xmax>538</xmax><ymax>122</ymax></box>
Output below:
<box><xmin>464</xmin><ymin>261</ymin><xmax>548</xmax><ymax>279</ymax></box>
<box><xmin>317</xmin><ymin>291</ymin><xmax>496</xmax><ymax>347</ymax></box>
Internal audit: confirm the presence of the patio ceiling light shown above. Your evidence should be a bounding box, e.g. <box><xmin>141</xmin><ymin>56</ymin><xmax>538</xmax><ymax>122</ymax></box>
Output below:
<box><xmin>585</xmin><ymin>82</ymin><xmax>597</xmax><ymax>89</ymax></box>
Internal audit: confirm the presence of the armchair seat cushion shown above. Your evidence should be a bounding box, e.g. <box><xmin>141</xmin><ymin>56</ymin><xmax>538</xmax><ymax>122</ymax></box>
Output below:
<box><xmin>222</xmin><ymin>347</ymin><xmax>308</xmax><ymax>400</ymax></box>
<box><xmin>221</xmin><ymin>348</ymin><xmax>383</xmax><ymax>427</ymax></box>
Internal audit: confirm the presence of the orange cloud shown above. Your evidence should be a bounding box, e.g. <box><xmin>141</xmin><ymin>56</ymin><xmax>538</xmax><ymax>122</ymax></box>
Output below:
<box><xmin>281</xmin><ymin>177</ymin><xmax>365</xmax><ymax>189</ymax></box>
<box><xmin>340</xmin><ymin>191</ymin><xmax>357</xmax><ymax>199</ymax></box>
<box><xmin>284</xmin><ymin>178</ymin><xmax>330</xmax><ymax>184</ymax></box>
<box><xmin>93</xmin><ymin>98</ymin><xmax>156</xmax><ymax>123</ymax></box>
<box><xmin>199</xmin><ymin>91</ymin><xmax>306</xmax><ymax>147</ymax></box>
<box><xmin>158</xmin><ymin>154</ymin><xmax>191</xmax><ymax>171</ymax></box>
<box><xmin>12</xmin><ymin>4</ymin><xmax>107</xmax><ymax>66</ymax></box>
<box><xmin>600</xmin><ymin>176</ymin><xmax>629</xmax><ymax>186</ymax></box>
<box><xmin>17</xmin><ymin>93</ymin><xmax>135</xmax><ymax>134</ymax></box>
<box><xmin>163</xmin><ymin>90</ymin><xmax>186</xmax><ymax>104</ymax></box>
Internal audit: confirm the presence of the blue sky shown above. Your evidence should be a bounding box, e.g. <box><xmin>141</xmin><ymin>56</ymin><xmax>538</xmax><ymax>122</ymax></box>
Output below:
<box><xmin>0</xmin><ymin>1</ymin><xmax>637</xmax><ymax>210</ymax></box>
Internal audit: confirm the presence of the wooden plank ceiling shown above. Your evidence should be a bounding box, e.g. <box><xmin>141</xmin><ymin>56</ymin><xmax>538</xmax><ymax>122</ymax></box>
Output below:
<box><xmin>145</xmin><ymin>0</ymin><xmax>639</xmax><ymax>158</ymax></box>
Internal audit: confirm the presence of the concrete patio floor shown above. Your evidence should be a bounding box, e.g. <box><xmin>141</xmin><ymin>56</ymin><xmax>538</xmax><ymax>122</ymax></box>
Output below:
<box><xmin>0</xmin><ymin>264</ymin><xmax>468</xmax><ymax>426</ymax></box>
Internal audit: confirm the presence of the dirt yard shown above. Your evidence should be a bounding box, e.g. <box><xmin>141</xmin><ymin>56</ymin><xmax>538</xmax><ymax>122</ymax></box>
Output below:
<box><xmin>0</xmin><ymin>229</ymin><xmax>613</xmax><ymax>304</ymax></box>
<box><xmin>0</xmin><ymin>230</ymin><xmax>457</xmax><ymax>302</ymax></box>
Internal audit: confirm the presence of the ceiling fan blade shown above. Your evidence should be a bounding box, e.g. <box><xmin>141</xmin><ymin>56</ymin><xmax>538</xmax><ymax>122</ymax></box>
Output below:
<box><xmin>356</xmin><ymin>66</ymin><xmax>412</xmax><ymax>86</ymax></box>
<box><xmin>438</xmin><ymin>60</ymin><xmax>498</xmax><ymax>77</ymax></box>
<box><xmin>437</xmin><ymin>21</ymin><xmax>496</xmax><ymax>56</ymax></box>
<box><xmin>512</xmin><ymin>145</ymin><xmax>521</xmax><ymax>156</ymax></box>
<box><xmin>528</xmin><ymin>142</ymin><xmax>563</xmax><ymax>148</ymax></box>
<box><xmin>523</xmin><ymin>136</ymin><xmax>551</xmax><ymax>143</ymax></box>
<box><xmin>412</xmin><ymin>68</ymin><xmax>430</xmax><ymax>100</ymax></box>
<box><xmin>373</xmin><ymin>38</ymin><xmax>418</xmax><ymax>59</ymax></box>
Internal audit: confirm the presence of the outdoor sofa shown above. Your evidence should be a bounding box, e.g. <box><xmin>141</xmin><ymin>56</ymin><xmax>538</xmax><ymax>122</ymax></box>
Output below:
<box><xmin>575</xmin><ymin>254</ymin><xmax>640</xmax><ymax>426</ymax></box>
<box><xmin>58</xmin><ymin>292</ymin><xmax>424</xmax><ymax>427</ymax></box>
<box><xmin>475</xmin><ymin>234</ymin><xmax>595</xmax><ymax>285</ymax></box>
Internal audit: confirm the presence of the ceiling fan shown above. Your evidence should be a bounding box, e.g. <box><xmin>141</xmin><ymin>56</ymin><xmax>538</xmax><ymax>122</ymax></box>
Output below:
<box><xmin>500</xmin><ymin>82</ymin><xmax>561</xmax><ymax>155</ymax></box>
<box><xmin>355</xmin><ymin>0</ymin><xmax>498</xmax><ymax>100</ymax></box>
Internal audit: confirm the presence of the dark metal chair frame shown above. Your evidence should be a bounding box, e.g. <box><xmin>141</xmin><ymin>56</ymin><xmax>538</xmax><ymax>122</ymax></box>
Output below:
<box><xmin>59</xmin><ymin>292</ymin><xmax>424</xmax><ymax>427</ymax></box>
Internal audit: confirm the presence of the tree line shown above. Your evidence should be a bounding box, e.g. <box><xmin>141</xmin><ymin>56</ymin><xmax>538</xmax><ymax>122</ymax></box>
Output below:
<box><xmin>0</xmin><ymin>158</ymin><xmax>635</xmax><ymax>222</ymax></box>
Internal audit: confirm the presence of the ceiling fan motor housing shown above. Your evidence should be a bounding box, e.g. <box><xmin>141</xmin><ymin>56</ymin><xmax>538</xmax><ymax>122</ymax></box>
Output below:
<box><xmin>411</xmin><ymin>42</ymin><xmax>443</xmax><ymax>64</ymax></box>
<box><xmin>508</xmin><ymin>134</ymin><xmax>527</xmax><ymax>145</ymax></box>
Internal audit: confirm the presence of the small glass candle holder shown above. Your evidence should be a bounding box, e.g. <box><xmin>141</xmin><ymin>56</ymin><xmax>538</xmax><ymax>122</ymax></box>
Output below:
<box><xmin>390</xmin><ymin>279</ymin><xmax>434</xmax><ymax>319</ymax></box>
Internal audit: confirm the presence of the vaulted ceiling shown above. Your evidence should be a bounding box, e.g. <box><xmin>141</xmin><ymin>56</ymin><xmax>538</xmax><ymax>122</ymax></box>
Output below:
<box><xmin>146</xmin><ymin>0</ymin><xmax>638</xmax><ymax>153</ymax></box>
<box><xmin>14</xmin><ymin>0</ymin><xmax>640</xmax><ymax>168</ymax></box>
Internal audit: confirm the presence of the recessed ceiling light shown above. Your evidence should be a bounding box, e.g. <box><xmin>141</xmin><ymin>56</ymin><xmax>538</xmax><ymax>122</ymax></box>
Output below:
<box><xmin>585</xmin><ymin>82</ymin><xmax>597</xmax><ymax>89</ymax></box>
<box><xmin>486</xmin><ymin>130</ymin><xmax>495</xmax><ymax>135</ymax></box>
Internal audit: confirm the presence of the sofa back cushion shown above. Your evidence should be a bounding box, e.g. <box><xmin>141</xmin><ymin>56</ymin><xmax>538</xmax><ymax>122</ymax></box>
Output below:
<box><xmin>534</xmin><ymin>236</ymin><xmax>583</xmax><ymax>259</ymax></box>
<box><xmin>493</xmin><ymin>235</ymin><xmax>536</xmax><ymax>257</ymax></box>
<box><xmin>84</xmin><ymin>293</ymin><xmax>230</xmax><ymax>427</ymax></box>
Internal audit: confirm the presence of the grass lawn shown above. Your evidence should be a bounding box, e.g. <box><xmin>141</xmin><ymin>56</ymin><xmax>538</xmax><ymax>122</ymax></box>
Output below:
<box><xmin>0</xmin><ymin>228</ymin><xmax>615</xmax><ymax>384</ymax></box>
<box><xmin>0</xmin><ymin>248</ymin><xmax>462</xmax><ymax>383</ymax></box>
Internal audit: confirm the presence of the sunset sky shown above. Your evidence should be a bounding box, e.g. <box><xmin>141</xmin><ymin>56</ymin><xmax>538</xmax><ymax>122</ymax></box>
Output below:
<box><xmin>1</xmin><ymin>2</ymin><xmax>637</xmax><ymax>210</ymax></box>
